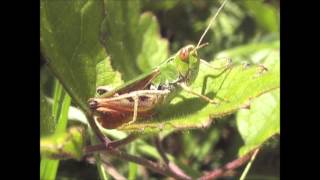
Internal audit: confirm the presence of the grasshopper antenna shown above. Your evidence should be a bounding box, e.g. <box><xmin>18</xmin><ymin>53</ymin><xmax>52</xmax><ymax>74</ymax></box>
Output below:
<box><xmin>196</xmin><ymin>42</ymin><xmax>209</xmax><ymax>50</ymax></box>
<box><xmin>196</xmin><ymin>0</ymin><xmax>228</xmax><ymax>49</ymax></box>
<box><xmin>191</xmin><ymin>42</ymin><xmax>209</xmax><ymax>54</ymax></box>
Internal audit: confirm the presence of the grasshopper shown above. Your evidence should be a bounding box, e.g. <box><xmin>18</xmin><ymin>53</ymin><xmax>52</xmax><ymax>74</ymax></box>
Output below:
<box><xmin>89</xmin><ymin>0</ymin><xmax>230</xmax><ymax>128</ymax></box>
<box><xmin>89</xmin><ymin>87</ymin><xmax>170</xmax><ymax>129</ymax></box>
<box><xmin>89</xmin><ymin>68</ymin><xmax>171</xmax><ymax>129</ymax></box>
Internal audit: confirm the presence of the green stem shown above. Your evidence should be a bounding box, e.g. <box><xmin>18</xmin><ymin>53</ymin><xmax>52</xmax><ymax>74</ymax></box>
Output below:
<box><xmin>240</xmin><ymin>148</ymin><xmax>260</xmax><ymax>180</ymax></box>
<box><xmin>55</xmin><ymin>94</ymin><xmax>71</xmax><ymax>133</ymax></box>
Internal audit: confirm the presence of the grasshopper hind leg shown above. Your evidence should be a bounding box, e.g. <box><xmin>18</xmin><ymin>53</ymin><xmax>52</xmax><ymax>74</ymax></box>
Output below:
<box><xmin>200</xmin><ymin>57</ymin><xmax>232</xmax><ymax>70</ymax></box>
<box><xmin>178</xmin><ymin>83</ymin><xmax>219</xmax><ymax>104</ymax></box>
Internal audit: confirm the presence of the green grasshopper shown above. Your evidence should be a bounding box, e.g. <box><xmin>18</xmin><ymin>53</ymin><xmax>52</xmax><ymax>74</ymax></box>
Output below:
<box><xmin>89</xmin><ymin>0</ymin><xmax>230</xmax><ymax>128</ymax></box>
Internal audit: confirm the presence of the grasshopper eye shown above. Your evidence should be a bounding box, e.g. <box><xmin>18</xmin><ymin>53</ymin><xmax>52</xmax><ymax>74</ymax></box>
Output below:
<box><xmin>179</xmin><ymin>48</ymin><xmax>189</xmax><ymax>61</ymax></box>
<box><xmin>97</xmin><ymin>89</ymin><xmax>107</xmax><ymax>95</ymax></box>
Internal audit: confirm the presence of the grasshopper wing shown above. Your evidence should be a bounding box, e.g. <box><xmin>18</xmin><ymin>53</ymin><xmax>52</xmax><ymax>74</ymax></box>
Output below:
<box><xmin>98</xmin><ymin>68</ymin><xmax>160</xmax><ymax>98</ymax></box>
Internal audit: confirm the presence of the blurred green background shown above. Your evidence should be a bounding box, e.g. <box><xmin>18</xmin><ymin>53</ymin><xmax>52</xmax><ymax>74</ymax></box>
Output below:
<box><xmin>41</xmin><ymin>0</ymin><xmax>279</xmax><ymax>179</ymax></box>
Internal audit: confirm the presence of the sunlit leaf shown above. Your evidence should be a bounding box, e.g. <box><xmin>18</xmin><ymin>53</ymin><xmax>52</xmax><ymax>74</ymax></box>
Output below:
<box><xmin>237</xmin><ymin>89</ymin><xmax>279</xmax><ymax>156</ymax></box>
<box><xmin>119</xmin><ymin>60</ymin><xmax>280</xmax><ymax>132</ymax></box>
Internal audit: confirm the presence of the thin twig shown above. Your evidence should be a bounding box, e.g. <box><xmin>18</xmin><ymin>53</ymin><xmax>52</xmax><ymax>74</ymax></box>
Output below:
<box><xmin>103</xmin><ymin>149</ymin><xmax>189</xmax><ymax>180</ymax></box>
<box><xmin>85</xmin><ymin>134</ymin><xmax>140</xmax><ymax>154</ymax></box>
<box><xmin>154</xmin><ymin>136</ymin><xmax>192</xmax><ymax>180</ymax></box>
<box><xmin>87</xmin><ymin>143</ymin><xmax>190</xmax><ymax>180</ymax></box>
<box><xmin>154</xmin><ymin>137</ymin><xmax>169</xmax><ymax>164</ymax></box>
<box><xmin>167</xmin><ymin>162</ymin><xmax>192</xmax><ymax>180</ymax></box>
<box><xmin>100</xmin><ymin>155</ymin><xmax>127</xmax><ymax>180</ymax></box>
<box><xmin>199</xmin><ymin>149</ymin><xmax>257</xmax><ymax>180</ymax></box>
<box><xmin>85</xmin><ymin>143</ymin><xmax>106</xmax><ymax>154</ymax></box>
<box><xmin>108</xmin><ymin>134</ymin><xmax>139</xmax><ymax>149</ymax></box>
<box><xmin>86</xmin><ymin>132</ymin><xmax>256</xmax><ymax>180</ymax></box>
<box><xmin>86</xmin><ymin>136</ymin><xmax>191</xmax><ymax>179</ymax></box>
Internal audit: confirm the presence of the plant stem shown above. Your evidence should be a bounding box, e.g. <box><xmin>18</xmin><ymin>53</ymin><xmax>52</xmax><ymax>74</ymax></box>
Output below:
<box><xmin>85</xmin><ymin>134</ymin><xmax>139</xmax><ymax>154</ymax></box>
<box><xmin>86</xmin><ymin>136</ymin><xmax>257</xmax><ymax>180</ymax></box>
<box><xmin>154</xmin><ymin>137</ymin><xmax>169</xmax><ymax>164</ymax></box>
<box><xmin>85</xmin><ymin>113</ymin><xmax>111</xmax><ymax>144</ymax></box>
<box><xmin>86</xmin><ymin>140</ymin><xmax>191</xmax><ymax>180</ymax></box>
<box><xmin>102</xmin><ymin>149</ymin><xmax>190</xmax><ymax>180</ymax></box>
<box><xmin>108</xmin><ymin>134</ymin><xmax>139</xmax><ymax>148</ymax></box>
<box><xmin>100</xmin><ymin>156</ymin><xmax>126</xmax><ymax>180</ymax></box>
<box><xmin>199</xmin><ymin>149</ymin><xmax>257</xmax><ymax>180</ymax></box>
<box><xmin>154</xmin><ymin>137</ymin><xmax>191</xmax><ymax>180</ymax></box>
<box><xmin>239</xmin><ymin>148</ymin><xmax>260</xmax><ymax>180</ymax></box>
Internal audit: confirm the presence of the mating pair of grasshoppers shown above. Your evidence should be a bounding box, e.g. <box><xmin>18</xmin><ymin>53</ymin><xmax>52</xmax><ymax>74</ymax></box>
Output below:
<box><xmin>88</xmin><ymin>0</ymin><xmax>231</xmax><ymax>129</ymax></box>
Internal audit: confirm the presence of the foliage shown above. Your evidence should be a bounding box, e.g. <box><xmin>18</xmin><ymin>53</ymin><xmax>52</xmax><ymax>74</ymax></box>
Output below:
<box><xmin>40</xmin><ymin>79</ymin><xmax>72</xmax><ymax>180</ymax></box>
<box><xmin>40</xmin><ymin>0</ymin><xmax>280</xmax><ymax>179</ymax></box>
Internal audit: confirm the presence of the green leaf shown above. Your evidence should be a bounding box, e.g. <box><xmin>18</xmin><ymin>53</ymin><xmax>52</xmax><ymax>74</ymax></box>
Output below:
<box><xmin>41</xmin><ymin>82</ymin><xmax>72</xmax><ymax>180</ymax></box>
<box><xmin>40</xmin><ymin>0</ymin><xmax>106</xmax><ymax>112</ymax></box>
<box><xmin>136</xmin><ymin>12</ymin><xmax>169</xmax><ymax>72</ymax></box>
<box><xmin>40</xmin><ymin>159</ymin><xmax>59</xmax><ymax>180</ymax></box>
<box><xmin>101</xmin><ymin>0</ymin><xmax>141</xmax><ymax>80</ymax></box>
<box><xmin>237</xmin><ymin>89</ymin><xmax>280</xmax><ymax>156</ymax></box>
<box><xmin>40</xmin><ymin>126</ymin><xmax>86</xmax><ymax>160</ymax></box>
<box><xmin>136</xmin><ymin>143</ymin><xmax>162</xmax><ymax>160</ymax></box>
<box><xmin>119</xmin><ymin>59</ymin><xmax>280</xmax><ymax>133</ymax></box>
<box><xmin>142</xmin><ymin>0</ymin><xmax>179</xmax><ymax>11</ymax></box>
<box><xmin>55</xmin><ymin>91</ymin><xmax>72</xmax><ymax>134</ymax></box>
<box><xmin>243</xmin><ymin>1</ymin><xmax>279</xmax><ymax>33</ymax></box>
<box><xmin>40</xmin><ymin>90</ymin><xmax>54</xmax><ymax>136</ymax></box>
<box><xmin>128</xmin><ymin>143</ymin><xmax>138</xmax><ymax>180</ymax></box>
<box><xmin>101</xmin><ymin>1</ymin><xmax>169</xmax><ymax>80</ymax></box>
<box><xmin>96</xmin><ymin>56</ymin><xmax>123</xmax><ymax>88</ymax></box>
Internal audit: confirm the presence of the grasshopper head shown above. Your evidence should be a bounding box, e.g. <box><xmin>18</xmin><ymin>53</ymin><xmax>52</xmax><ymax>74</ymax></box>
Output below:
<box><xmin>179</xmin><ymin>45</ymin><xmax>197</xmax><ymax>62</ymax></box>
<box><xmin>176</xmin><ymin>44</ymin><xmax>208</xmax><ymax>85</ymax></box>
